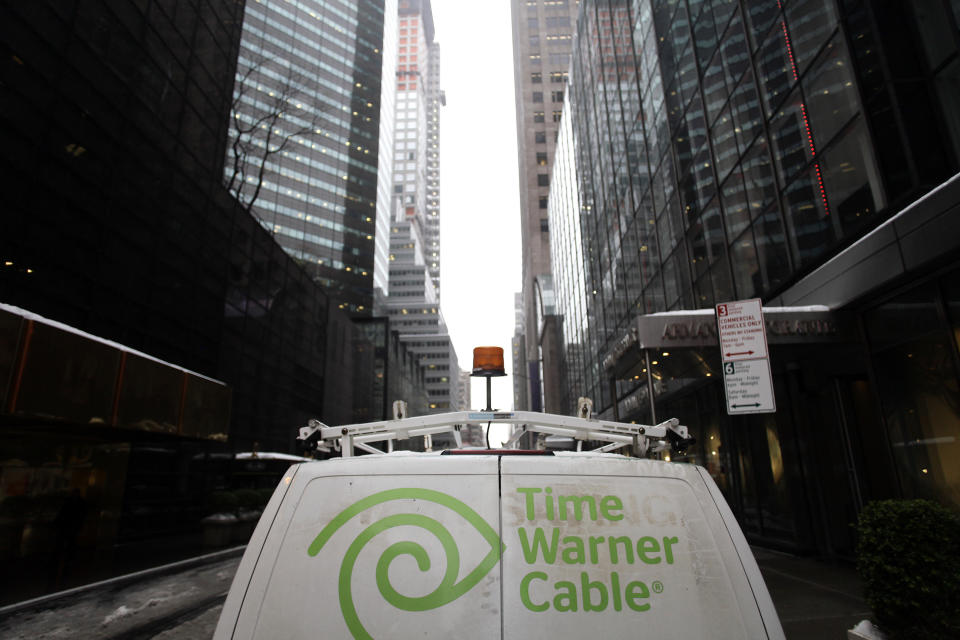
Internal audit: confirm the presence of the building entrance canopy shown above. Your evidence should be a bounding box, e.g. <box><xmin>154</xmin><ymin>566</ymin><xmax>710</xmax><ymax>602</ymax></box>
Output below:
<box><xmin>603</xmin><ymin>306</ymin><xmax>849</xmax><ymax>380</ymax></box>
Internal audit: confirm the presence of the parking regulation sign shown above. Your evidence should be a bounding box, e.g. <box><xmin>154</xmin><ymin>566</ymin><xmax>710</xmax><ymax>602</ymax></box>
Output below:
<box><xmin>716</xmin><ymin>299</ymin><xmax>776</xmax><ymax>414</ymax></box>
<box><xmin>721</xmin><ymin>360</ymin><xmax>776</xmax><ymax>414</ymax></box>
<box><xmin>716</xmin><ymin>299</ymin><xmax>768</xmax><ymax>361</ymax></box>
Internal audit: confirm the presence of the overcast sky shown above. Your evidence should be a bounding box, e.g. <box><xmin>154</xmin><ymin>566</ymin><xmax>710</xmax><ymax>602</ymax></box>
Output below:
<box><xmin>431</xmin><ymin>0</ymin><xmax>523</xmax><ymax>438</ymax></box>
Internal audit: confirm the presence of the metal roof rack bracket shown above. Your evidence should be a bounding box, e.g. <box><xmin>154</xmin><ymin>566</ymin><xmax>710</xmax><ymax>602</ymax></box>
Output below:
<box><xmin>298</xmin><ymin>400</ymin><xmax>694</xmax><ymax>459</ymax></box>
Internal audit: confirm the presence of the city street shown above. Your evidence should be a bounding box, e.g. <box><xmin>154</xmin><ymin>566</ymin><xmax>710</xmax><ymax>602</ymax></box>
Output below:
<box><xmin>0</xmin><ymin>553</ymin><xmax>240</xmax><ymax>640</ymax></box>
<box><xmin>1</xmin><ymin>0</ymin><xmax>957</xmax><ymax>638</ymax></box>
<box><xmin>150</xmin><ymin>604</ymin><xmax>224</xmax><ymax>640</ymax></box>
<box><xmin>0</xmin><ymin>546</ymin><xmax>869</xmax><ymax>640</ymax></box>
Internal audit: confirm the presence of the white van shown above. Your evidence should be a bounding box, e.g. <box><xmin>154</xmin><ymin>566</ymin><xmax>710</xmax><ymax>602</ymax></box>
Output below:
<box><xmin>214</xmin><ymin>411</ymin><xmax>784</xmax><ymax>639</ymax></box>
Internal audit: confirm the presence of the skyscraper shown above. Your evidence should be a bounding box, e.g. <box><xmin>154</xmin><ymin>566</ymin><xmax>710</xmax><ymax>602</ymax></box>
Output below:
<box><xmin>387</xmin><ymin>0</ymin><xmax>439</xmax><ymax>302</ymax></box>
<box><xmin>548</xmin><ymin>0</ymin><xmax>960</xmax><ymax>558</ymax></box>
<box><xmin>511</xmin><ymin>292</ymin><xmax>528</xmax><ymax>411</ymax></box>
<box><xmin>424</xmin><ymin>37</ymin><xmax>443</xmax><ymax>296</ymax></box>
<box><xmin>511</xmin><ymin>0</ymin><xmax>581</xmax><ymax>413</ymax></box>
<box><xmin>227</xmin><ymin>0</ymin><xmax>392</xmax><ymax>314</ymax></box>
<box><xmin>379</xmin><ymin>0</ymin><xmax>467</xmax><ymax>426</ymax></box>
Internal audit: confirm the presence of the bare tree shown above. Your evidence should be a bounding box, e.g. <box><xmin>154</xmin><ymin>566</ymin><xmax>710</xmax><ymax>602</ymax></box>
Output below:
<box><xmin>226</xmin><ymin>55</ymin><xmax>326</xmax><ymax>214</ymax></box>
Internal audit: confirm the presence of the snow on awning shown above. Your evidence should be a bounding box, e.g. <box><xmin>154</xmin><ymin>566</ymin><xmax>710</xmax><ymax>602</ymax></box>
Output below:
<box><xmin>602</xmin><ymin>305</ymin><xmax>843</xmax><ymax>372</ymax></box>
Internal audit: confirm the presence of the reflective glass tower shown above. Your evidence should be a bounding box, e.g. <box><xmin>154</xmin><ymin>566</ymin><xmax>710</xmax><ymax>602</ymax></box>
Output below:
<box><xmin>549</xmin><ymin>0</ymin><xmax>960</xmax><ymax>558</ymax></box>
<box><xmin>553</xmin><ymin>0</ymin><xmax>960</xmax><ymax>414</ymax></box>
<box><xmin>227</xmin><ymin>0</ymin><xmax>390</xmax><ymax>314</ymax></box>
<box><xmin>0</xmin><ymin>0</ymin><xmax>401</xmax><ymax>601</ymax></box>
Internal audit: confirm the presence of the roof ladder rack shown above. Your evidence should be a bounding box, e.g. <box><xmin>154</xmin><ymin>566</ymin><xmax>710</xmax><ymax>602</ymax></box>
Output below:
<box><xmin>298</xmin><ymin>400</ymin><xmax>694</xmax><ymax>459</ymax></box>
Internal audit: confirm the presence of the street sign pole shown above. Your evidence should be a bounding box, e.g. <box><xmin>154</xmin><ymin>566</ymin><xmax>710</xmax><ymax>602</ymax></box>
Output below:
<box><xmin>716</xmin><ymin>299</ymin><xmax>776</xmax><ymax>414</ymax></box>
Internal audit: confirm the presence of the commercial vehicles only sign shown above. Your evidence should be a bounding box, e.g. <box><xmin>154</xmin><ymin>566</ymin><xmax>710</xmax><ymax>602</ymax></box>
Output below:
<box><xmin>716</xmin><ymin>300</ymin><xmax>768</xmax><ymax>361</ymax></box>
<box><xmin>717</xmin><ymin>299</ymin><xmax>776</xmax><ymax>414</ymax></box>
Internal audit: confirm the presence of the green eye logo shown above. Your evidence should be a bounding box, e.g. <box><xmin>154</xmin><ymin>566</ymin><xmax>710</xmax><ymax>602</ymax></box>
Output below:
<box><xmin>307</xmin><ymin>488</ymin><xmax>505</xmax><ymax>640</ymax></box>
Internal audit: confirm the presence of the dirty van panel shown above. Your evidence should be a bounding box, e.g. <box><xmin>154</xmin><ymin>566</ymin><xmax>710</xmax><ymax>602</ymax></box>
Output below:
<box><xmin>500</xmin><ymin>455</ymin><xmax>769</xmax><ymax>639</ymax></box>
<box><xmin>245</xmin><ymin>456</ymin><xmax>502</xmax><ymax>640</ymax></box>
<box><xmin>217</xmin><ymin>463</ymin><xmax>302</xmax><ymax>639</ymax></box>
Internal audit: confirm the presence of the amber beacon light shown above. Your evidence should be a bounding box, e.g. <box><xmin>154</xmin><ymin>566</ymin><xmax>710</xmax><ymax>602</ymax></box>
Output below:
<box><xmin>471</xmin><ymin>346</ymin><xmax>506</xmax><ymax>377</ymax></box>
<box><xmin>471</xmin><ymin>347</ymin><xmax>507</xmax><ymax>446</ymax></box>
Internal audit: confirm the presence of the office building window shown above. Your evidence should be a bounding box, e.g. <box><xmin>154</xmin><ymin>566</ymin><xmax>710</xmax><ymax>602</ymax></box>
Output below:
<box><xmin>540</xmin><ymin>218</ymin><xmax>549</xmax><ymax>232</ymax></box>
<box><xmin>533</xmin><ymin>91</ymin><xmax>543</xmax><ymax>103</ymax></box>
<box><xmin>531</xmin><ymin>72</ymin><xmax>542</xmax><ymax>83</ymax></box>
<box><xmin>534</xmin><ymin>111</ymin><xmax>545</xmax><ymax>123</ymax></box>
<box><xmin>535</xmin><ymin>131</ymin><xmax>547</xmax><ymax>143</ymax></box>
<box><xmin>552</xmin><ymin>90</ymin><xmax>564</xmax><ymax>102</ymax></box>
<box><xmin>539</xmin><ymin>196</ymin><xmax>548</xmax><ymax>209</ymax></box>
<box><xmin>537</xmin><ymin>174</ymin><xmax>549</xmax><ymax>186</ymax></box>
<box><xmin>864</xmin><ymin>275</ymin><xmax>960</xmax><ymax>507</ymax></box>
<box><xmin>537</xmin><ymin>152</ymin><xmax>548</xmax><ymax>165</ymax></box>
<box><xmin>552</xmin><ymin>110</ymin><xmax>563</xmax><ymax>122</ymax></box>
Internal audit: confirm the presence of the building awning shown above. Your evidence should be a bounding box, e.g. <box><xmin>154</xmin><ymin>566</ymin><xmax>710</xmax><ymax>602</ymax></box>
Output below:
<box><xmin>1</xmin><ymin>302</ymin><xmax>230</xmax><ymax>438</ymax></box>
<box><xmin>772</xmin><ymin>171</ymin><xmax>960</xmax><ymax>308</ymax></box>
<box><xmin>602</xmin><ymin>306</ymin><xmax>848</xmax><ymax>376</ymax></box>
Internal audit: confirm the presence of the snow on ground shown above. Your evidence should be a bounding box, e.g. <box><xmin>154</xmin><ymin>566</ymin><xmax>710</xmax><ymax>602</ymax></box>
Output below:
<box><xmin>0</xmin><ymin>557</ymin><xmax>238</xmax><ymax>639</ymax></box>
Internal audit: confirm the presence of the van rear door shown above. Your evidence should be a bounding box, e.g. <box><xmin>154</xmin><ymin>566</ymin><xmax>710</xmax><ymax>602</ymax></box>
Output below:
<box><xmin>227</xmin><ymin>455</ymin><xmax>503</xmax><ymax>639</ymax></box>
<box><xmin>217</xmin><ymin>453</ymin><xmax>782</xmax><ymax>639</ymax></box>
<box><xmin>500</xmin><ymin>454</ymin><xmax>783</xmax><ymax>639</ymax></box>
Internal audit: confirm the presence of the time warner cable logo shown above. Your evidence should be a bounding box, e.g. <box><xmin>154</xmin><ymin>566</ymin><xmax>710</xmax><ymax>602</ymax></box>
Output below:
<box><xmin>307</xmin><ymin>488</ymin><xmax>505</xmax><ymax>640</ymax></box>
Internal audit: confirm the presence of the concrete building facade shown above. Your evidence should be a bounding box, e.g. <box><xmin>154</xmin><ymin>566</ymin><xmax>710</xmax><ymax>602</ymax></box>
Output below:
<box><xmin>380</xmin><ymin>0</ymin><xmax>468</xmax><ymax>426</ymax></box>
<box><xmin>510</xmin><ymin>0</ymin><xmax>581</xmax><ymax>413</ymax></box>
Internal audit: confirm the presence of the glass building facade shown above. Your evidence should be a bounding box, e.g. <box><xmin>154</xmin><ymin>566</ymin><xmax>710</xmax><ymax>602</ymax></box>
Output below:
<box><xmin>549</xmin><ymin>0</ymin><xmax>960</xmax><ymax>556</ymax></box>
<box><xmin>227</xmin><ymin>0</ymin><xmax>388</xmax><ymax>314</ymax></box>
<box><xmin>0</xmin><ymin>0</ymin><xmax>403</xmax><ymax>603</ymax></box>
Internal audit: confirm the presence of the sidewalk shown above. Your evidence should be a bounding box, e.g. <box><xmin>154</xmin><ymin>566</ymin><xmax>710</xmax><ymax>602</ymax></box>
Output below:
<box><xmin>753</xmin><ymin>547</ymin><xmax>872</xmax><ymax>640</ymax></box>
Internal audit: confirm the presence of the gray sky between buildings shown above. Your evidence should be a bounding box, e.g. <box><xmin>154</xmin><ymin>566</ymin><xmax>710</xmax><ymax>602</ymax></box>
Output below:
<box><xmin>433</xmin><ymin>0</ymin><xmax>523</xmax><ymax>432</ymax></box>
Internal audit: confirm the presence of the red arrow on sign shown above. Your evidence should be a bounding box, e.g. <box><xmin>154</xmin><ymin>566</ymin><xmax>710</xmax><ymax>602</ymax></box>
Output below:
<box><xmin>726</xmin><ymin>350</ymin><xmax>755</xmax><ymax>357</ymax></box>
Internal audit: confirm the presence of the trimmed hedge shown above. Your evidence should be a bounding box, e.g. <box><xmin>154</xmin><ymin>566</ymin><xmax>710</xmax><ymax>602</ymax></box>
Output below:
<box><xmin>856</xmin><ymin>499</ymin><xmax>960</xmax><ymax>639</ymax></box>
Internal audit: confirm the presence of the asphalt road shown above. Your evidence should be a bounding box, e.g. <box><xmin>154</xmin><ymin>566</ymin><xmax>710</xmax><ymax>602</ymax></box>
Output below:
<box><xmin>148</xmin><ymin>603</ymin><xmax>225</xmax><ymax>640</ymax></box>
<box><xmin>0</xmin><ymin>545</ymin><xmax>870</xmax><ymax>639</ymax></box>
<box><xmin>0</xmin><ymin>555</ymin><xmax>241</xmax><ymax>640</ymax></box>
<box><xmin>148</xmin><ymin>548</ymin><xmax>871</xmax><ymax>640</ymax></box>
